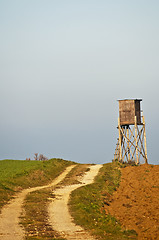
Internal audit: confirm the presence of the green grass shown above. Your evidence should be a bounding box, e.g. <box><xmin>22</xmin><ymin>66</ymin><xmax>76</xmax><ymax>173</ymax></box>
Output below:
<box><xmin>69</xmin><ymin>162</ymin><xmax>137</xmax><ymax>240</ymax></box>
<box><xmin>0</xmin><ymin>158</ymin><xmax>74</xmax><ymax>210</ymax></box>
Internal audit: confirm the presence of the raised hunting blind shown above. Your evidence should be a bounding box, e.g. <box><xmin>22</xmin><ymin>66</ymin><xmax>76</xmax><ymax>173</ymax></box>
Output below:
<box><xmin>114</xmin><ymin>99</ymin><xmax>148</xmax><ymax>164</ymax></box>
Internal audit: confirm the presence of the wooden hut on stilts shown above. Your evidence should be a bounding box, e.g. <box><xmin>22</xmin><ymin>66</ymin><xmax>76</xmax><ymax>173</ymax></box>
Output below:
<box><xmin>114</xmin><ymin>99</ymin><xmax>148</xmax><ymax>164</ymax></box>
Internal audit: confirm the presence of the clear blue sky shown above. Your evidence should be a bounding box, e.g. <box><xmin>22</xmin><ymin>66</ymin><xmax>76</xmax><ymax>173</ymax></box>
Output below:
<box><xmin>0</xmin><ymin>0</ymin><xmax>159</xmax><ymax>164</ymax></box>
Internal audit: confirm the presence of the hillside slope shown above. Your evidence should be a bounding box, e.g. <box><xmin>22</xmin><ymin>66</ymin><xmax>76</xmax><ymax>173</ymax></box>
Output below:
<box><xmin>0</xmin><ymin>160</ymin><xmax>158</xmax><ymax>239</ymax></box>
<box><xmin>107</xmin><ymin>164</ymin><xmax>159</xmax><ymax>240</ymax></box>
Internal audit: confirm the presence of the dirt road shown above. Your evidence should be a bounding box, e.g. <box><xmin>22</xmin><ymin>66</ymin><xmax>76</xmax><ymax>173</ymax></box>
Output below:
<box><xmin>0</xmin><ymin>164</ymin><xmax>102</xmax><ymax>240</ymax></box>
<box><xmin>48</xmin><ymin>164</ymin><xmax>102</xmax><ymax>240</ymax></box>
<box><xmin>0</xmin><ymin>165</ymin><xmax>75</xmax><ymax>240</ymax></box>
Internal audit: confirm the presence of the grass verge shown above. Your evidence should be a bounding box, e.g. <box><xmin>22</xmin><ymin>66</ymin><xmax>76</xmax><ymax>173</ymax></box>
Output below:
<box><xmin>69</xmin><ymin>162</ymin><xmax>137</xmax><ymax>240</ymax></box>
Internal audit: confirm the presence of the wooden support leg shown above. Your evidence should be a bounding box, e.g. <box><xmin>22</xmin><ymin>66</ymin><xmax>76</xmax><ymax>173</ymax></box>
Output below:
<box><xmin>118</xmin><ymin>118</ymin><xmax>122</xmax><ymax>162</ymax></box>
<box><xmin>135</xmin><ymin>116</ymin><xmax>139</xmax><ymax>164</ymax></box>
<box><xmin>143</xmin><ymin>116</ymin><xmax>148</xmax><ymax>164</ymax></box>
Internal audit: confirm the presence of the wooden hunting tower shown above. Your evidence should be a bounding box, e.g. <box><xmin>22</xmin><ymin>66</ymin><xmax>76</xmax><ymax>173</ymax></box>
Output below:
<box><xmin>114</xmin><ymin>99</ymin><xmax>148</xmax><ymax>164</ymax></box>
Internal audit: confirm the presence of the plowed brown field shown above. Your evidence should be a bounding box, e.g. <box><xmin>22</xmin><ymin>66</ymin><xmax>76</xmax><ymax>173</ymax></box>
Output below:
<box><xmin>107</xmin><ymin>164</ymin><xmax>159</xmax><ymax>240</ymax></box>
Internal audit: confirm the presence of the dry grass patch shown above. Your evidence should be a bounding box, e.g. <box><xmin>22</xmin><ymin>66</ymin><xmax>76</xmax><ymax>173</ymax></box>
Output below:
<box><xmin>58</xmin><ymin>164</ymin><xmax>90</xmax><ymax>186</ymax></box>
<box><xmin>20</xmin><ymin>189</ymin><xmax>65</xmax><ymax>240</ymax></box>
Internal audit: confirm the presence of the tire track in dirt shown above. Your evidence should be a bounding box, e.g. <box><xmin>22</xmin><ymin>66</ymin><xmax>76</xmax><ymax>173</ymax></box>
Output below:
<box><xmin>48</xmin><ymin>164</ymin><xmax>102</xmax><ymax>240</ymax></box>
<box><xmin>0</xmin><ymin>165</ymin><xmax>75</xmax><ymax>240</ymax></box>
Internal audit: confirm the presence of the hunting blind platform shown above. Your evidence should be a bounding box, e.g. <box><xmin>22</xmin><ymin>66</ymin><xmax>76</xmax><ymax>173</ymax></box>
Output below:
<box><xmin>114</xmin><ymin>99</ymin><xmax>148</xmax><ymax>164</ymax></box>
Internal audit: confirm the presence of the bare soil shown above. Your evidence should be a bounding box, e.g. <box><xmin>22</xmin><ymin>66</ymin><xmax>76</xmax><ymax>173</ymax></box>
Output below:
<box><xmin>107</xmin><ymin>164</ymin><xmax>159</xmax><ymax>240</ymax></box>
